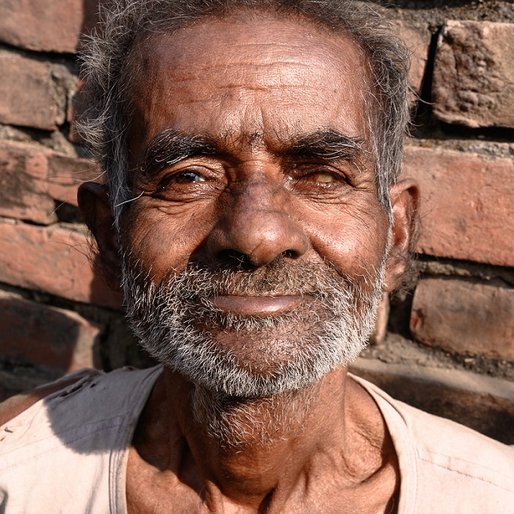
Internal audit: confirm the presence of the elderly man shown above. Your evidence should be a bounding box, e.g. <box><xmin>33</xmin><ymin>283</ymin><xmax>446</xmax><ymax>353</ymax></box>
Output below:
<box><xmin>1</xmin><ymin>0</ymin><xmax>513</xmax><ymax>512</ymax></box>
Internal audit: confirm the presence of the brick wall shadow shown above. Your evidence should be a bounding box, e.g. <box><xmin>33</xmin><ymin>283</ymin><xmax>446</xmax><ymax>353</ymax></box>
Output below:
<box><xmin>88</xmin><ymin>252</ymin><xmax>123</xmax><ymax>310</ymax></box>
<box><xmin>0</xmin><ymin>295</ymin><xmax>101</xmax><ymax>400</ymax></box>
<box><xmin>88</xmin><ymin>254</ymin><xmax>157</xmax><ymax>371</ymax></box>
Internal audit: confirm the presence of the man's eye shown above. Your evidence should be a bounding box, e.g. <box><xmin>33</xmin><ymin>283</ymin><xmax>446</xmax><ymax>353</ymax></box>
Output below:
<box><xmin>170</xmin><ymin>171</ymin><xmax>206</xmax><ymax>184</ymax></box>
<box><xmin>295</xmin><ymin>169</ymin><xmax>347</xmax><ymax>186</ymax></box>
<box><xmin>305</xmin><ymin>172</ymin><xmax>337</xmax><ymax>184</ymax></box>
<box><xmin>157</xmin><ymin>170</ymin><xmax>206</xmax><ymax>191</ymax></box>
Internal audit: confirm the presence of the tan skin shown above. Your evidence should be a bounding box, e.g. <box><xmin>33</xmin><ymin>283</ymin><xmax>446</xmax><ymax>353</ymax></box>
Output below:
<box><xmin>1</xmin><ymin>12</ymin><xmax>418</xmax><ymax>514</ymax></box>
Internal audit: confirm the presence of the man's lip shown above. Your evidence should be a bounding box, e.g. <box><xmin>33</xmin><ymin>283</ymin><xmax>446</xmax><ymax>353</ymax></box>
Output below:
<box><xmin>211</xmin><ymin>295</ymin><xmax>303</xmax><ymax>316</ymax></box>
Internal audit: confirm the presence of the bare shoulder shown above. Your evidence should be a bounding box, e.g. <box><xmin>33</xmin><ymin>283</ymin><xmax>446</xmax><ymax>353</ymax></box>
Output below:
<box><xmin>0</xmin><ymin>370</ymin><xmax>97</xmax><ymax>427</ymax></box>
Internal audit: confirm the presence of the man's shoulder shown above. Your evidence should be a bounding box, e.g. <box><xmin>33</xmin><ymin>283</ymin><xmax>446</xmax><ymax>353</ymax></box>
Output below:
<box><xmin>0</xmin><ymin>367</ymin><xmax>161</xmax><ymax>514</ymax></box>
<box><xmin>397</xmin><ymin>397</ymin><xmax>514</xmax><ymax>510</ymax></box>
<box><xmin>352</xmin><ymin>374</ymin><xmax>514</xmax><ymax>510</ymax></box>
<box><xmin>0</xmin><ymin>368</ymin><xmax>100</xmax><ymax>427</ymax></box>
<box><xmin>399</xmin><ymin>397</ymin><xmax>514</xmax><ymax>484</ymax></box>
<box><xmin>0</xmin><ymin>365</ymin><xmax>162</xmax><ymax>455</ymax></box>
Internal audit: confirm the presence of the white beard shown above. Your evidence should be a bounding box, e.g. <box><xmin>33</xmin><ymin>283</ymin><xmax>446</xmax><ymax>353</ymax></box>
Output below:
<box><xmin>121</xmin><ymin>255</ymin><xmax>385</xmax><ymax>399</ymax></box>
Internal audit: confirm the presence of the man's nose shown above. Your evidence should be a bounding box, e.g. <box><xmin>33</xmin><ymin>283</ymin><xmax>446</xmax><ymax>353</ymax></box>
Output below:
<box><xmin>202</xmin><ymin>180</ymin><xmax>309</xmax><ymax>268</ymax></box>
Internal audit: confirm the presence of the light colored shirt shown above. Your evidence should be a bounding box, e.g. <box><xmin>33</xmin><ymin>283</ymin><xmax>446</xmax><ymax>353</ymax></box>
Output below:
<box><xmin>1</xmin><ymin>366</ymin><xmax>513</xmax><ymax>513</ymax></box>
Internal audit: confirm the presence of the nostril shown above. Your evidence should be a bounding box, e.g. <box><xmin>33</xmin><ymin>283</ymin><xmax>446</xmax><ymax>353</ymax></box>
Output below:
<box><xmin>217</xmin><ymin>249</ymin><xmax>254</xmax><ymax>270</ymax></box>
<box><xmin>216</xmin><ymin>247</ymin><xmax>303</xmax><ymax>269</ymax></box>
<box><xmin>282</xmin><ymin>249</ymin><xmax>299</xmax><ymax>259</ymax></box>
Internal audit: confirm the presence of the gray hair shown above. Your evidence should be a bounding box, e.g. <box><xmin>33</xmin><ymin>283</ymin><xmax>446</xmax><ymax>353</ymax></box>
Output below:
<box><xmin>78</xmin><ymin>0</ymin><xmax>410</xmax><ymax>225</ymax></box>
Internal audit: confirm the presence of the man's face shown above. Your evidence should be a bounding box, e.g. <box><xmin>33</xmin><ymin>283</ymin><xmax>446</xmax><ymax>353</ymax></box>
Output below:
<box><xmin>119</xmin><ymin>13</ymin><xmax>391</xmax><ymax>397</ymax></box>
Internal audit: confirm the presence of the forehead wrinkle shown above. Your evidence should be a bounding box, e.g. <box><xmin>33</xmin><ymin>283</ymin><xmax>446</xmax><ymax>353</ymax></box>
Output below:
<box><xmin>127</xmin><ymin>16</ymin><xmax>373</xmax><ymax>164</ymax></box>
<box><xmin>139</xmin><ymin>26</ymin><xmax>354</xmax><ymax>83</ymax></box>
<box><xmin>160</xmin><ymin>61</ymin><xmax>312</xmax><ymax>85</ymax></box>
<box><xmin>132</xmin><ymin>17</ymin><xmax>369</xmax><ymax>94</ymax></box>
<box><xmin>155</xmin><ymin>63</ymin><xmax>332</xmax><ymax>91</ymax></box>
<box><xmin>130</xmin><ymin>9</ymin><xmax>372</xmax><ymax>88</ymax></box>
<box><xmin>170</xmin><ymin>82</ymin><xmax>333</xmax><ymax>95</ymax></box>
<box><xmin>142</xmin><ymin>11</ymin><xmax>367</xmax><ymax>66</ymax></box>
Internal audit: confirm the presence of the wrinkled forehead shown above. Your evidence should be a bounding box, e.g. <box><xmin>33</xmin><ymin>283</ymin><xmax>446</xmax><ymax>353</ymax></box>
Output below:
<box><xmin>136</xmin><ymin>10</ymin><xmax>367</xmax><ymax>69</ymax></box>
<box><xmin>125</xmin><ymin>11</ymin><xmax>373</xmax><ymax>158</ymax></box>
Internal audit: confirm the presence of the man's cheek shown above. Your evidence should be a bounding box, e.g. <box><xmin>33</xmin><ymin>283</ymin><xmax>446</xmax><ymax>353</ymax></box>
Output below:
<box><xmin>122</xmin><ymin>212</ymin><xmax>211</xmax><ymax>278</ymax></box>
<box><xmin>305</xmin><ymin>221</ymin><xmax>387</xmax><ymax>274</ymax></box>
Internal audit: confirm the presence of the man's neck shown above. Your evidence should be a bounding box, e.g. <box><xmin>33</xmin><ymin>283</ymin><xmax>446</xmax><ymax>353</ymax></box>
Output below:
<box><xmin>128</xmin><ymin>367</ymin><xmax>399</xmax><ymax>513</ymax></box>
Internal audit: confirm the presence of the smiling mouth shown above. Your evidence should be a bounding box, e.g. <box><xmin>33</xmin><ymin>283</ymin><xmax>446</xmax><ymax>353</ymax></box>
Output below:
<box><xmin>211</xmin><ymin>295</ymin><xmax>305</xmax><ymax>316</ymax></box>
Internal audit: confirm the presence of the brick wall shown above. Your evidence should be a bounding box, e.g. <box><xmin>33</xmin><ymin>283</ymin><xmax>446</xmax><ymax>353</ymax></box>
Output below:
<box><xmin>0</xmin><ymin>1</ymin><xmax>513</xmax><ymax>443</ymax></box>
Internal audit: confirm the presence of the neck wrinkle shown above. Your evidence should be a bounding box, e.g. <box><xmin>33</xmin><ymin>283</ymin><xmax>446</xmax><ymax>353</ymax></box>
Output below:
<box><xmin>168</xmin><ymin>367</ymin><xmax>352</xmax><ymax>508</ymax></box>
<box><xmin>134</xmin><ymin>367</ymin><xmax>398</xmax><ymax>512</ymax></box>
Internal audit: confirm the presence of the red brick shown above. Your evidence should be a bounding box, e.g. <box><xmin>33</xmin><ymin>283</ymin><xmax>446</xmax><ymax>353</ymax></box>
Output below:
<box><xmin>392</xmin><ymin>20</ymin><xmax>430</xmax><ymax>98</ymax></box>
<box><xmin>410</xmin><ymin>278</ymin><xmax>514</xmax><ymax>361</ymax></box>
<box><xmin>47</xmin><ymin>152</ymin><xmax>101</xmax><ymax>207</ymax></box>
<box><xmin>432</xmin><ymin>21</ymin><xmax>514</xmax><ymax>128</ymax></box>
<box><xmin>0</xmin><ymin>141</ymin><xmax>100</xmax><ymax>223</ymax></box>
<box><xmin>0</xmin><ymin>221</ymin><xmax>121</xmax><ymax>309</ymax></box>
<box><xmin>0</xmin><ymin>290</ymin><xmax>101</xmax><ymax>372</ymax></box>
<box><xmin>0</xmin><ymin>0</ymin><xmax>99</xmax><ymax>54</ymax></box>
<box><xmin>351</xmin><ymin>358</ymin><xmax>514</xmax><ymax>444</ymax></box>
<box><xmin>0</xmin><ymin>141</ymin><xmax>55</xmax><ymax>224</ymax></box>
<box><xmin>0</xmin><ymin>50</ymin><xmax>66</xmax><ymax>131</ymax></box>
<box><xmin>402</xmin><ymin>145</ymin><xmax>514</xmax><ymax>267</ymax></box>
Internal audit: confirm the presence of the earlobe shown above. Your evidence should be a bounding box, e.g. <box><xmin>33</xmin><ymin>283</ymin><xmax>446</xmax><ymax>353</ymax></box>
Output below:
<box><xmin>77</xmin><ymin>182</ymin><xmax>122</xmax><ymax>290</ymax></box>
<box><xmin>383</xmin><ymin>178</ymin><xmax>419</xmax><ymax>292</ymax></box>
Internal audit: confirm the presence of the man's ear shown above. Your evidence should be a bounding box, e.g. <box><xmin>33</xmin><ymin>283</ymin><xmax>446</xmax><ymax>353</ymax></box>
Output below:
<box><xmin>383</xmin><ymin>178</ymin><xmax>419</xmax><ymax>292</ymax></box>
<box><xmin>78</xmin><ymin>182</ymin><xmax>121</xmax><ymax>290</ymax></box>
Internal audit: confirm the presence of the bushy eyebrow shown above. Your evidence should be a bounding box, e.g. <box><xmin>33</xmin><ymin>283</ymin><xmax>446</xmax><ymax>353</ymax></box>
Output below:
<box><xmin>283</xmin><ymin>130</ymin><xmax>364</xmax><ymax>163</ymax></box>
<box><xmin>142</xmin><ymin>130</ymin><xmax>220</xmax><ymax>178</ymax></box>
<box><xmin>140</xmin><ymin>128</ymin><xmax>365</xmax><ymax>179</ymax></box>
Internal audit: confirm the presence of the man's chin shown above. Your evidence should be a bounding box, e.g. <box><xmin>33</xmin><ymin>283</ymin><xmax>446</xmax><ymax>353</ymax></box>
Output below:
<box><xmin>138</xmin><ymin>321</ymin><xmax>368</xmax><ymax>398</ymax></box>
<box><xmin>190</xmin><ymin>317</ymin><xmax>321</xmax><ymax>374</ymax></box>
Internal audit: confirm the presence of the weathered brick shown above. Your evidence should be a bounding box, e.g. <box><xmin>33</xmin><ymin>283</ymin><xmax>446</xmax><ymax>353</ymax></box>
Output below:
<box><xmin>47</xmin><ymin>152</ymin><xmax>101</xmax><ymax>207</ymax></box>
<box><xmin>0</xmin><ymin>221</ymin><xmax>121</xmax><ymax>309</ymax></box>
<box><xmin>0</xmin><ymin>290</ymin><xmax>101</xmax><ymax>372</ymax></box>
<box><xmin>0</xmin><ymin>141</ymin><xmax>100</xmax><ymax>223</ymax></box>
<box><xmin>432</xmin><ymin>21</ymin><xmax>514</xmax><ymax>128</ymax></box>
<box><xmin>410</xmin><ymin>277</ymin><xmax>514</xmax><ymax>361</ymax></box>
<box><xmin>0</xmin><ymin>0</ymin><xmax>99</xmax><ymax>54</ymax></box>
<box><xmin>351</xmin><ymin>359</ymin><xmax>514</xmax><ymax>444</ymax></box>
<box><xmin>0</xmin><ymin>50</ymin><xmax>68</xmax><ymax>131</ymax></box>
<box><xmin>402</xmin><ymin>145</ymin><xmax>514</xmax><ymax>267</ymax></box>
<box><xmin>0</xmin><ymin>141</ymin><xmax>55</xmax><ymax>224</ymax></box>
<box><xmin>393</xmin><ymin>20</ymin><xmax>430</xmax><ymax>97</ymax></box>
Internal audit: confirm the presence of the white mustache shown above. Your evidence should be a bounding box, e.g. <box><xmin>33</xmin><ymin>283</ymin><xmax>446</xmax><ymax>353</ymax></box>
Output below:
<box><xmin>141</xmin><ymin>259</ymin><xmax>359</xmax><ymax>300</ymax></box>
